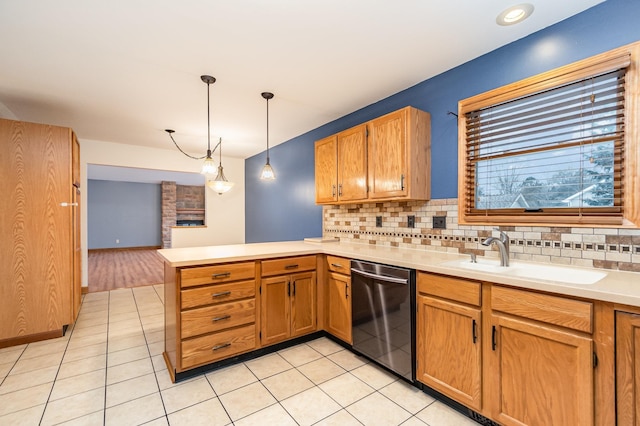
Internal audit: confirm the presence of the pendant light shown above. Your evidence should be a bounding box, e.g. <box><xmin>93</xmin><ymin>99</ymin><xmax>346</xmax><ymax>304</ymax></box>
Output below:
<box><xmin>260</xmin><ymin>92</ymin><xmax>275</xmax><ymax>180</ymax></box>
<box><xmin>164</xmin><ymin>75</ymin><xmax>234</xmax><ymax>193</ymax></box>
<box><xmin>207</xmin><ymin>137</ymin><xmax>235</xmax><ymax>194</ymax></box>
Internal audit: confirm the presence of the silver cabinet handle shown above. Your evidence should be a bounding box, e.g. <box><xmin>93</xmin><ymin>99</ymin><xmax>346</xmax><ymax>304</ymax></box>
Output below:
<box><xmin>331</xmin><ymin>263</ymin><xmax>343</xmax><ymax>268</ymax></box>
<box><xmin>212</xmin><ymin>291</ymin><xmax>231</xmax><ymax>298</ymax></box>
<box><xmin>212</xmin><ymin>272</ymin><xmax>231</xmax><ymax>279</ymax></box>
<box><xmin>332</xmin><ymin>185</ymin><xmax>336</xmax><ymax>197</ymax></box>
<box><xmin>400</xmin><ymin>174</ymin><xmax>405</xmax><ymax>191</ymax></box>
<box><xmin>351</xmin><ymin>268</ymin><xmax>409</xmax><ymax>284</ymax></box>
<box><xmin>212</xmin><ymin>343</ymin><xmax>231</xmax><ymax>351</ymax></box>
<box><xmin>60</xmin><ymin>202</ymin><xmax>79</xmax><ymax>207</ymax></box>
<box><xmin>212</xmin><ymin>315</ymin><xmax>231</xmax><ymax>322</ymax></box>
<box><xmin>284</xmin><ymin>264</ymin><xmax>299</xmax><ymax>270</ymax></box>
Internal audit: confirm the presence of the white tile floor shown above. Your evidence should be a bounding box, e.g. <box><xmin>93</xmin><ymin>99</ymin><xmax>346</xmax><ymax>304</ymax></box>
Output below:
<box><xmin>0</xmin><ymin>286</ymin><xmax>479</xmax><ymax>425</ymax></box>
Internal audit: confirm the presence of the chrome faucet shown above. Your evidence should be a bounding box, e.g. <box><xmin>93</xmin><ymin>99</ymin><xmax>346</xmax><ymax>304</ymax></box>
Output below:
<box><xmin>482</xmin><ymin>230</ymin><xmax>510</xmax><ymax>267</ymax></box>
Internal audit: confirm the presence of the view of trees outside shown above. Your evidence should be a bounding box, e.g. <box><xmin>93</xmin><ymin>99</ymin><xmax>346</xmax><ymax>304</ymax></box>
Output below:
<box><xmin>475</xmin><ymin>141</ymin><xmax>615</xmax><ymax>210</ymax></box>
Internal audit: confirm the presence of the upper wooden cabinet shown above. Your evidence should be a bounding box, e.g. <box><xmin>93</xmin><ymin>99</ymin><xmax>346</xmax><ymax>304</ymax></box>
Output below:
<box><xmin>0</xmin><ymin>118</ymin><xmax>81</xmax><ymax>345</ymax></box>
<box><xmin>315</xmin><ymin>106</ymin><xmax>431</xmax><ymax>205</ymax></box>
<box><xmin>315</xmin><ymin>124</ymin><xmax>368</xmax><ymax>203</ymax></box>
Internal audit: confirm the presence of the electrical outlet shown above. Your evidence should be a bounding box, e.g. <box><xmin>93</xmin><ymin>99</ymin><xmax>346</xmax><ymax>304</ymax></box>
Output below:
<box><xmin>116</xmin><ymin>239</ymin><xmax>120</xmax><ymax>244</ymax></box>
<box><xmin>376</xmin><ymin>216</ymin><xmax>382</xmax><ymax>227</ymax></box>
<box><xmin>433</xmin><ymin>216</ymin><xmax>446</xmax><ymax>229</ymax></box>
<box><xmin>407</xmin><ymin>215</ymin><xmax>415</xmax><ymax>228</ymax></box>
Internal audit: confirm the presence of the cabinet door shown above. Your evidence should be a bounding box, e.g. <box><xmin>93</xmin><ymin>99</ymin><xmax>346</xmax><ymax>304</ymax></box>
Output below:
<box><xmin>315</xmin><ymin>135</ymin><xmax>338</xmax><ymax>203</ymax></box>
<box><xmin>327</xmin><ymin>272</ymin><xmax>352</xmax><ymax>343</ymax></box>
<box><xmin>368</xmin><ymin>109</ymin><xmax>406</xmax><ymax>199</ymax></box>
<box><xmin>291</xmin><ymin>272</ymin><xmax>316</xmax><ymax>337</ymax></box>
<box><xmin>337</xmin><ymin>124</ymin><xmax>367</xmax><ymax>202</ymax></box>
<box><xmin>0</xmin><ymin>120</ymin><xmax>73</xmax><ymax>340</ymax></box>
<box><xmin>416</xmin><ymin>295</ymin><xmax>481</xmax><ymax>410</ymax></box>
<box><xmin>260</xmin><ymin>275</ymin><xmax>290</xmax><ymax>345</ymax></box>
<box><xmin>490</xmin><ymin>314</ymin><xmax>594</xmax><ymax>426</ymax></box>
<box><xmin>616</xmin><ymin>311</ymin><xmax>640</xmax><ymax>426</ymax></box>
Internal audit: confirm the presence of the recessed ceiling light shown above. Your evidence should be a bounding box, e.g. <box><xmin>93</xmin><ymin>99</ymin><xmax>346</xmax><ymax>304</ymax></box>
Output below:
<box><xmin>496</xmin><ymin>3</ymin><xmax>534</xmax><ymax>26</ymax></box>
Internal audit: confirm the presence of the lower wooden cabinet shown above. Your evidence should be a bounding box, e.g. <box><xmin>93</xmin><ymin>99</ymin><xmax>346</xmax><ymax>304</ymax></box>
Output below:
<box><xmin>163</xmin><ymin>261</ymin><xmax>259</xmax><ymax>379</ymax></box>
<box><xmin>616</xmin><ymin>310</ymin><xmax>640</xmax><ymax>426</ymax></box>
<box><xmin>260</xmin><ymin>256</ymin><xmax>317</xmax><ymax>346</ymax></box>
<box><xmin>416</xmin><ymin>272</ymin><xmax>596</xmax><ymax>426</ymax></box>
<box><xmin>417</xmin><ymin>294</ymin><xmax>482</xmax><ymax>410</ymax></box>
<box><xmin>416</xmin><ymin>272</ymin><xmax>482</xmax><ymax>410</ymax></box>
<box><xmin>326</xmin><ymin>272</ymin><xmax>351</xmax><ymax>343</ymax></box>
<box><xmin>490</xmin><ymin>313</ymin><xmax>593</xmax><ymax>426</ymax></box>
<box><xmin>324</xmin><ymin>256</ymin><xmax>352</xmax><ymax>343</ymax></box>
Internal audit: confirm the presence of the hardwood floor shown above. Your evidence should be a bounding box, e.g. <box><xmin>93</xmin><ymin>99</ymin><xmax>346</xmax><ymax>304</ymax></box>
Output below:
<box><xmin>88</xmin><ymin>247</ymin><xmax>164</xmax><ymax>292</ymax></box>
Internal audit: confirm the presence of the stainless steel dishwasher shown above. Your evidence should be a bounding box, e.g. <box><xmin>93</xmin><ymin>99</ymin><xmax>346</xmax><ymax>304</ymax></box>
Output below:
<box><xmin>350</xmin><ymin>260</ymin><xmax>416</xmax><ymax>382</ymax></box>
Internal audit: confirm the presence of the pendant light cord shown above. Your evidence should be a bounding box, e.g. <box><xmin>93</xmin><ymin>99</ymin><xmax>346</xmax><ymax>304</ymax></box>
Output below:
<box><xmin>166</xmin><ymin>131</ymin><xmax>207</xmax><ymax>160</ymax></box>
<box><xmin>266</xmin><ymin>96</ymin><xmax>270</xmax><ymax>163</ymax></box>
<box><xmin>206</xmin><ymin>79</ymin><xmax>212</xmax><ymax>157</ymax></box>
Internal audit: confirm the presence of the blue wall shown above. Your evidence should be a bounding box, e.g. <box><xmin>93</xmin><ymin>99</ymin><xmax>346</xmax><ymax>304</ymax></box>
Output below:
<box><xmin>88</xmin><ymin>180</ymin><xmax>162</xmax><ymax>249</ymax></box>
<box><xmin>246</xmin><ymin>0</ymin><xmax>640</xmax><ymax>243</ymax></box>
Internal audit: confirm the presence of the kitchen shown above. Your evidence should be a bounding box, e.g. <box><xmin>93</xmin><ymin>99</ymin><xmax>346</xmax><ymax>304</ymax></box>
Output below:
<box><xmin>2</xmin><ymin>0</ymin><xmax>640</xmax><ymax>425</ymax></box>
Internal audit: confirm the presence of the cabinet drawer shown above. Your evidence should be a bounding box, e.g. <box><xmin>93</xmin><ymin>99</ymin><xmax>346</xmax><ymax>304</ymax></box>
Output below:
<box><xmin>491</xmin><ymin>286</ymin><xmax>593</xmax><ymax>333</ymax></box>
<box><xmin>181</xmin><ymin>280</ymin><xmax>255</xmax><ymax>310</ymax></box>
<box><xmin>181</xmin><ymin>324</ymin><xmax>256</xmax><ymax>369</ymax></box>
<box><xmin>181</xmin><ymin>299</ymin><xmax>255</xmax><ymax>339</ymax></box>
<box><xmin>326</xmin><ymin>255</ymin><xmax>351</xmax><ymax>275</ymax></box>
<box><xmin>261</xmin><ymin>255</ymin><xmax>316</xmax><ymax>277</ymax></box>
<box><xmin>418</xmin><ymin>272</ymin><xmax>481</xmax><ymax>307</ymax></box>
<box><xmin>180</xmin><ymin>262</ymin><xmax>255</xmax><ymax>288</ymax></box>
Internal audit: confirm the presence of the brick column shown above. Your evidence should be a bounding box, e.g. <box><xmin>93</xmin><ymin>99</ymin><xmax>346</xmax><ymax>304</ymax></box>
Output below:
<box><xmin>161</xmin><ymin>181</ymin><xmax>176</xmax><ymax>248</ymax></box>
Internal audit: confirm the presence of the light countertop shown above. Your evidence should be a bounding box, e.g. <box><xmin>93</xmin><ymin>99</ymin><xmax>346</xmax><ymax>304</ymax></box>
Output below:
<box><xmin>158</xmin><ymin>240</ymin><xmax>640</xmax><ymax>307</ymax></box>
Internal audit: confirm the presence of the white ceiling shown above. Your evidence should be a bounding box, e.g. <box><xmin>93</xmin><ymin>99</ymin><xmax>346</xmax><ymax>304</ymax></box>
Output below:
<box><xmin>0</xmin><ymin>0</ymin><xmax>603</xmax><ymax>160</ymax></box>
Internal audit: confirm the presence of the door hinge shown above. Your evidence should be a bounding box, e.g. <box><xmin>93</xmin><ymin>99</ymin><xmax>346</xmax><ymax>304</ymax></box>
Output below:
<box><xmin>593</xmin><ymin>352</ymin><xmax>598</xmax><ymax>368</ymax></box>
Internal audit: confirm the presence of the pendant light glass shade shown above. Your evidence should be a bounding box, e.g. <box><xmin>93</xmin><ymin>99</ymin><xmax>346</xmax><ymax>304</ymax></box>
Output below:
<box><xmin>201</xmin><ymin>150</ymin><xmax>216</xmax><ymax>175</ymax></box>
<box><xmin>260</xmin><ymin>161</ymin><xmax>275</xmax><ymax>180</ymax></box>
<box><xmin>207</xmin><ymin>137</ymin><xmax>234</xmax><ymax>194</ymax></box>
<box><xmin>260</xmin><ymin>92</ymin><xmax>275</xmax><ymax>180</ymax></box>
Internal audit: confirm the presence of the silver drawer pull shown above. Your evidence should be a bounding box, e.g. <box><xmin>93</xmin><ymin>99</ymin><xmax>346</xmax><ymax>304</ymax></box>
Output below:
<box><xmin>212</xmin><ymin>291</ymin><xmax>231</xmax><ymax>298</ymax></box>
<box><xmin>212</xmin><ymin>343</ymin><xmax>231</xmax><ymax>351</ymax></box>
<box><xmin>212</xmin><ymin>315</ymin><xmax>231</xmax><ymax>322</ymax></box>
<box><xmin>284</xmin><ymin>264</ymin><xmax>299</xmax><ymax>270</ymax></box>
<box><xmin>212</xmin><ymin>272</ymin><xmax>231</xmax><ymax>279</ymax></box>
<box><xmin>331</xmin><ymin>263</ymin><xmax>343</xmax><ymax>268</ymax></box>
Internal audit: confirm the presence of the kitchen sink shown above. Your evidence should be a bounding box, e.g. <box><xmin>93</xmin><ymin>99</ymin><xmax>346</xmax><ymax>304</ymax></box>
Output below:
<box><xmin>440</xmin><ymin>259</ymin><xmax>607</xmax><ymax>285</ymax></box>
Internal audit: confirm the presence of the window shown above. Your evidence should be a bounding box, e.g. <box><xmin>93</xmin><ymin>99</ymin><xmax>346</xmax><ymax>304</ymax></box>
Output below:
<box><xmin>458</xmin><ymin>42</ymin><xmax>640</xmax><ymax>227</ymax></box>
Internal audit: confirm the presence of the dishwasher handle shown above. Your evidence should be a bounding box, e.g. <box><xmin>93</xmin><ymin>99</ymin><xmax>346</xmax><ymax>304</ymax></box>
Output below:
<box><xmin>350</xmin><ymin>268</ymin><xmax>409</xmax><ymax>284</ymax></box>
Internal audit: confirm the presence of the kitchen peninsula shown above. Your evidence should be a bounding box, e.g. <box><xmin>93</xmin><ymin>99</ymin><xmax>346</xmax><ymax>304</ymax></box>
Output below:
<box><xmin>159</xmin><ymin>240</ymin><xmax>640</xmax><ymax>426</ymax></box>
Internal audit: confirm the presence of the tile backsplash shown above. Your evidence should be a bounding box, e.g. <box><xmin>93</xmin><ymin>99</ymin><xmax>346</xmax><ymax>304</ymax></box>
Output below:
<box><xmin>323</xmin><ymin>199</ymin><xmax>640</xmax><ymax>273</ymax></box>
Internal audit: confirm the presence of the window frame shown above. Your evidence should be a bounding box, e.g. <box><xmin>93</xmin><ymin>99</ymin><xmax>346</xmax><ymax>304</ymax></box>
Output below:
<box><xmin>457</xmin><ymin>41</ymin><xmax>640</xmax><ymax>228</ymax></box>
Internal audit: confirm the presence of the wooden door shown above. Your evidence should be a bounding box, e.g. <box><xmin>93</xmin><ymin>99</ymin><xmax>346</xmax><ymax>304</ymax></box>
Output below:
<box><xmin>416</xmin><ymin>295</ymin><xmax>482</xmax><ymax>410</ymax></box>
<box><xmin>0</xmin><ymin>119</ymin><xmax>73</xmax><ymax>340</ymax></box>
<box><xmin>290</xmin><ymin>272</ymin><xmax>316</xmax><ymax>337</ymax></box>
<box><xmin>616</xmin><ymin>311</ymin><xmax>640</xmax><ymax>426</ymax></box>
<box><xmin>326</xmin><ymin>272</ymin><xmax>352</xmax><ymax>343</ymax></box>
<box><xmin>260</xmin><ymin>275</ymin><xmax>290</xmax><ymax>345</ymax></box>
<box><xmin>337</xmin><ymin>124</ymin><xmax>367</xmax><ymax>202</ymax></box>
<box><xmin>314</xmin><ymin>136</ymin><xmax>337</xmax><ymax>203</ymax></box>
<box><xmin>368</xmin><ymin>109</ymin><xmax>407</xmax><ymax>199</ymax></box>
<box><xmin>490</xmin><ymin>314</ymin><xmax>594</xmax><ymax>426</ymax></box>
